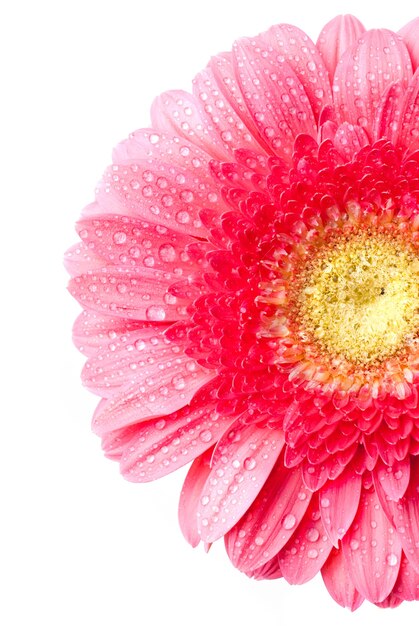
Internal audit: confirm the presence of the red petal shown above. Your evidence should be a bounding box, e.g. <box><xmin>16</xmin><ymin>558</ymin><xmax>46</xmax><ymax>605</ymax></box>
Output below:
<box><xmin>321</xmin><ymin>547</ymin><xmax>364</xmax><ymax>611</ymax></box>
<box><xmin>342</xmin><ymin>487</ymin><xmax>402</xmax><ymax>603</ymax></box>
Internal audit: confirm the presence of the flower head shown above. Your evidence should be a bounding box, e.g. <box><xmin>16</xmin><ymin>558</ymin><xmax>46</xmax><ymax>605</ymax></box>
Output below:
<box><xmin>67</xmin><ymin>15</ymin><xmax>419</xmax><ymax>609</ymax></box>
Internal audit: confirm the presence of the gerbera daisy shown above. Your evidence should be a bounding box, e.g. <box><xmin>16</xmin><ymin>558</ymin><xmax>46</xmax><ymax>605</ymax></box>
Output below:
<box><xmin>66</xmin><ymin>15</ymin><xmax>419</xmax><ymax>609</ymax></box>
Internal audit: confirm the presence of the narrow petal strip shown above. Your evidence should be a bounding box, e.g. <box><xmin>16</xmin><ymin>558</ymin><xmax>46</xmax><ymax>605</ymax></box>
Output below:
<box><xmin>342</xmin><ymin>487</ymin><xmax>402</xmax><ymax>603</ymax></box>
<box><xmin>197</xmin><ymin>420</ymin><xmax>285</xmax><ymax>543</ymax></box>
<box><xmin>179</xmin><ymin>450</ymin><xmax>213</xmax><ymax>547</ymax></box>
<box><xmin>321</xmin><ymin>547</ymin><xmax>364</xmax><ymax>611</ymax></box>
<box><xmin>319</xmin><ymin>468</ymin><xmax>362</xmax><ymax>547</ymax></box>
<box><xmin>316</xmin><ymin>15</ymin><xmax>366</xmax><ymax>80</ymax></box>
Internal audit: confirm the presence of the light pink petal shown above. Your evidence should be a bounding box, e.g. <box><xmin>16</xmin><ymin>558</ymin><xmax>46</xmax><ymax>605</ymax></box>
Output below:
<box><xmin>208</xmin><ymin>52</ymin><xmax>272</xmax><ymax>154</ymax></box>
<box><xmin>196</xmin><ymin>419</ymin><xmax>285</xmax><ymax>543</ymax></box>
<box><xmin>316</xmin><ymin>15</ymin><xmax>366</xmax><ymax>80</ymax></box>
<box><xmin>333</xmin><ymin>122</ymin><xmax>370</xmax><ymax>160</ymax></box>
<box><xmin>278</xmin><ymin>495</ymin><xmax>333</xmax><ymax>584</ymax></box>
<box><xmin>69</xmin><ymin>266</ymin><xmax>192</xmax><ymax>322</ymax></box>
<box><xmin>398</xmin><ymin>68</ymin><xmax>419</xmax><ymax>153</ymax></box>
<box><xmin>333</xmin><ymin>29</ymin><xmax>413</xmax><ymax>136</ymax></box>
<box><xmin>64</xmin><ymin>242</ymin><xmax>104</xmax><ymax>277</ymax></box>
<box><xmin>377</xmin><ymin>456</ymin><xmax>419</xmax><ymax>572</ymax></box>
<box><xmin>94</xmin><ymin>159</ymin><xmax>220</xmax><ymax>237</ymax></box>
<box><xmin>75</xmin><ymin>215</ymin><xmax>211</xmax><ymax>274</ymax></box>
<box><xmin>342</xmin><ymin>487</ymin><xmax>402</xmax><ymax>603</ymax></box>
<box><xmin>266</xmin><ymin>23</ymin><xmax>333</xmax><ymax>120</ymax></box>
<box><xmin>399</xmin><ymin>18</ymin><xmax>419</xmax><ymax>70</ymax></box>
<box><xmin>151</xmin><ymin>90</ymin><xmax>232</xmax><ymax>160</ymax></box>
<box><xmin>321</xmin><ymin>547</ymin><xmax>364</xmax><ymax>611</ymax></box>
<box><xmin>192</xmin><ymin>66</ymin><xmax>266</xmax><ymax>155</ymax></box>
<box><xmin>72</xmin><ymin>310</ymin><xmax>156</xmax><ymax>357</ymax></box>
<box><xmin>392</xmin><ymin>553</ymin><xmax>419</xmax><ymax>601</ymax></box>
<box><xmin>91</xmin><ymin>357</ymin><xmax>215</xmax><ymax>435</ymax></box>
<box><xmin>81</xmin><ymin>324</ymin><xmax>190</xmax><ymax>398</ymax></box>
<box><xmin>179</xmin><ymin>450</ymin><xmax>213</xmax><ymax>547</ymax></box>
<box><xmin>372</xmin><ymin>81</ymin><xmax>405</xmax><ymax>143</ymax></box>
<box><xmin>232</xmin><ymin>36</ymin><xmax>317</xmax><ymax>161</ymax></box>
<box><xmin>118</xmin><ymin>402</ymin><xmax>235</xmax><ymax>482</ymax></box>
<box><xmin>373</xmin><ymin>457</ymin><xmax>410</xmax><ymax>502</ymax></box>
<box><xmin>319</xmin><ymin>468</ymin><xmax>362</xmax><ymax>547</ymax></box>
<box><xmin>225</xmin><ymin>460</ymin><xmax>312</xmax><ymax>572</ymax></box>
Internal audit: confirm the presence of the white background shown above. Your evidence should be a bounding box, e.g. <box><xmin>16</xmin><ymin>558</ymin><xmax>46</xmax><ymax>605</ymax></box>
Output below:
<box><xmin>2</xmin><ymin>1</ymin><xmax>419</xmax><ymax>624</ymax></box>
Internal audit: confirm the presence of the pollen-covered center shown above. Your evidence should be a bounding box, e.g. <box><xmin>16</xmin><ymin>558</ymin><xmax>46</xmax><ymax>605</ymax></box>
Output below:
<box><xmin>298</xmin><ymin>233</ymin><xmax>419</xmax><ymax>364</ymax></box>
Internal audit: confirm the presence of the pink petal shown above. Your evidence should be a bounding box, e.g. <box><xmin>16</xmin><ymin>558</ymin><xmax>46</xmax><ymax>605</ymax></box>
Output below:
<box><xmin>372</xmin><ymin>81</ymin><xmax>404</xmax><ymax>143</ymax></box>
<box><xmin>207</xmin><ymin>52</ymin><xmax>271</xmax><ymax>154</ymax></box>
<box><xmin>69</xmin><ymin>266</ymin><xmax>191</xmax><ymax>322</ymax></box>
<box><xmin>342</xmin><ymin>487</ymin><xmax>402</xmax><ymax>603</ymax></box>
<box><xmin>91</xmin><ymin>357</ymin><xmax>215</xmax><ymax>434</ymax></box>
<box><xmin>316</xmin><ymin>15</ymin><xmax>366</xmax><ymax>80</ymax></box>
<box><xmin>117</xmin><ymin>403</ymin><xmax>235</xmax><ymax>482</ymax></box>
<box><xmin>321</xmin><ymin>547</ymin><xmax>364</xmax><ymax>611</ymax></box>
<box><xmin>333</xmin><ymin>122</ymin><xmax>370</xmax><ymax>160</ymax></box>
<box><xmin>192</xmin><ymin>65</ymin><xmax>266</xmax><ymax>155</ymax></box>
<box><xmin>225</xmin><ymin>459</ymin><xmax>312</xmax><ymax>572</ymax></box>
<box><xmin>64</xmin><ymin>242</ymin><xmax>104</xmax><ymax>277</ymax></box>
<box><xmin>151</xmin><ymin>90</ymin><xmax>232</xmax><ymax>160</ymax></box>
<box><xmin>392</xmin><ymin>553</ymin><xmax>419</xmax><ymax>601</ymax></box>
<box><xmin>94</xmin><ymin>159</ymin><xmax>220</xmax><ymax>237</ymax></box>
<box><xmin>377</xmin><ymin>456</ymin><xmax>419</xmax><ymax>572</ymax></box>
<box><xmin>319</xmin><ymin>468</ymin><xmax>362</xmax><ymax>547</ymax></box>
<box><xmin>333</xmin><ymin>29</ymin><xmax>413</xmax><ymax>136</ymax></box>
<box><xmin>232</xmin><ymin>36</ymin><xmax>317</xmax><ymax>161</ymax></box>
<box><xmin>196</xmin><ymin>419</ymin><xmax>285</xmax><ymax>543</ymax></box>
<box><xmin>278</xmin><ymin>495</ymin><xmax>333</xmax><ymax>584</ymax></box>
<box><xmin>398</xmin><ymin>68</ymin><xmax>419</xmax><ymax>153</ymax></box>
<box><xmin>399</xmin><ymin>18</ymin><xmax>419</xmax><ymax>70</ymax></box>
<box><xmin>179</xmin><ymin>450</ymin><xmax>213</xmax><ymax>547</ymax></box>
<box><xmin>266</xmin><ymin>23</ymin><xmax>333</xmax><ymax>120</ymax></box>
<box><xmin>246</xmin><ymin>555</ymin><xmax>282</xmax><ymax>580</ymax></box>
<box><xmin>373</xmin><ymin>457</ymin><xmax>410</xmax><ymax>502</ymax></box>
<box><xmin>72</xmin><ymin>310</ymin><xmax>155</xmax><ymax>357</ymax></box>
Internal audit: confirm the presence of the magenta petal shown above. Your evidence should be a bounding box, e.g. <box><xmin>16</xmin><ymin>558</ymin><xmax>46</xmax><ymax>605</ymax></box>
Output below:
<box><xmin>233</xmin><ymin>36</ymin><xmax>317</xmax><ymax>160</ymax></box>
<box><xmin>333</xmin><ymin>122</ymin><xmax>370</xmax><ymax>159</ymax></box>
<box><xmin>91</xmin><ymin>360</ymin><xmax>215</xmax><ymax>434</ymax></box>
<box><xmin>225</xmin><ymin>460</ymin><xmax>312</xmax><ymax>572</ymax></box>
<box><xmin>372</xmin><ymin>81</ymin><xmax>405</xmax><ymax>143</ymax></box>
<box><xmin>399</xmin><ymin>18</ymin><xmax>419</xmax><ymax>70</ymax></box>
<box><xmin>322</xmin><ymin>547</ymin><xmax>364</xmax><ymax>611</ymax></box>
<box><xmin>118</xmin><ymin>403</ymin><xmax>235</xmax><ymax>482</ymax></box>
<box><xmin>316</xmin><ymin>15</ymin><xmax>366</xmax><ymax>80</ymax></box>
<box><xmin>342</xmin><ymin>487</ymin><xmax>402</xmax><ymax>603</ymax></box>
<box><xmin>179</xmin><ymin>450</ymin><xmax>213</xmax><ymax>547</ymax></box>
<box><xmin>319</xmin><ymin>468</ymin><xmax>362</xmax><ymax>547</ymax></box>
<box><xmin>333</xmin><ymin>29</ymin><xmax>413</xmax><ymax>135</ymax></box>
<box><xmin>373</xmin><ymin>457</ymin><xmax>410</xmax><ymax>502</ymax></box>
<box><xmin>278</xmin><ymin>495</ymin><xmax>333</xmax><ymax>584</ymax></box>
<box><xmin>196</xmin><ymin>419</ymin><xmax>285</xmax><ymax>542</ymax></box>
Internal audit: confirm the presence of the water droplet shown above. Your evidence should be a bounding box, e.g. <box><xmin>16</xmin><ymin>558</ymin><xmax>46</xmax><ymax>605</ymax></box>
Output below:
<box><xmin>254</xmin><ymin>536</ymin><xmax>264</xmax><ymax>546</ymax></box>
<box><xmin>172</xmin><ymin>375</ymin><xmax>185</xmax><ymax>390</ymax></box>
<box><xmin>306</xmin><ymin>528</ymin><xmax>320</xmax><ymax>542</ymax></box>
<box><xmin>350</xmin><ymin>539</ymin><xmax>360</xmax><ymax>551</ymax></box>
<box><xmin>307</xmin><ymin>548</ymin><xmax>318</xmax><ymax>559</ymax></box>
<box><xmin>201</xmin><ymin>495</ymin><xmax>210</xmax><ymax>506</ymax></box>
<box><xmin>320</xmin><ymin>497</ymin><xmax>330</xmax><ymax>508</ymax></box>
<box><xmin>113</xmin><ymin>231</ymin><xmax>127</xmax><ymax>245</ymax></box>
<box><xmin>146</xmin><ymin>455</ymin><xmax>155</xmax><ymax>464</ymax></box>
<box><xmin>387</xmin><ymin>553</ymin><xmax>398</xmax><ymax>566</ymax></box>
<box><xmin>146</xmin><ymin>305</ymin><xmax>166</xmax><ymax>321</ymax></box>
<box><xmin>155</xmin><ymin>419</ymin><xmax>166</xmax><ymax>430</ymax></box>
<box><xmin>282</xmin><ymin>514</ymin><xmax>296</xmax><ymax>530</ymax></box>
<box><xmin>158</xmin><ymin>244</ymin><xmax>176</xmax><ymax>262</ymax></box>
<box><xmin>244</xmin><ymin>457</ymin><xmax>257</xmax><ymax>471</ymax></box>
<box><xmin>199</xmin><ymin>430</ymin><xmax>212</xmax><ymax>443</ymax></box>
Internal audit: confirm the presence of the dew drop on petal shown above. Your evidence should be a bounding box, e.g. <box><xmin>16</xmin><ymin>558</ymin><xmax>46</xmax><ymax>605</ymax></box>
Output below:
<box><xmin>199</xmin><ymin>430</ymin><xmax>213</xmax><ymax>443</ymax></box>
<box><xmin>145</xmin><ymin>305</ymin><xmax>166</xmax><ymax>321</ymax></box>
<box><xmin>113</xmin><ymin>231</ymin><xmax>127</xmax><ymax>245</ymax></box>
<box><xmin>386</xmin><ymin>553</ymin><xmax>398</xmax><ymax>566</ymax></box>
<box><xmin>244</xmin><ymin>457</ymin><xmax>257</xmax><ymax>471</ymax></box>
<box><xmin>282</xmin><ymin>514</ymin><xmax>296</xmax><ymax>530</ymax></box>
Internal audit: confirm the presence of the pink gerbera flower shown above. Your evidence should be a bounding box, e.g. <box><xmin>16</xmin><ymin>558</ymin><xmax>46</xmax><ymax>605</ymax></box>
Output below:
<box><xmin>66</xmin><ymin>15</ymin><xmax>419</xmax><ymax>609</ymax></box>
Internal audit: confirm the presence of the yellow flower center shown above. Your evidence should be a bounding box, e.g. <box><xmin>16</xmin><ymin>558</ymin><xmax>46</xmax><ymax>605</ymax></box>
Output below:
<box><xmin>298</xmin><ymin>233</ymin><xmax>419</xmax><ymax>364</ymax></box>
